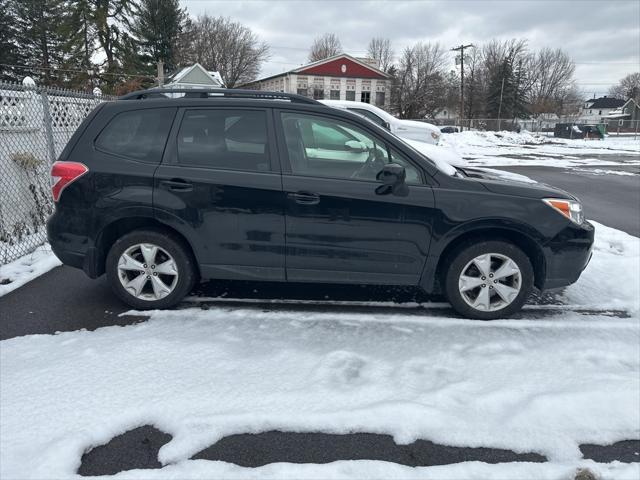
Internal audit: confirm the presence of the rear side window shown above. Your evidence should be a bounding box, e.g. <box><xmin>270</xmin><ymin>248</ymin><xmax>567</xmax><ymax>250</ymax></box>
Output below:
<box><xmin>95</xmin><ymin>108</ymin><xmax>175</xmax><ymax>162</ymax></box>
<box><xmin>177</xmin><ymin>109</ymin><xmax>270</xmax><ymax>172</ymax></box>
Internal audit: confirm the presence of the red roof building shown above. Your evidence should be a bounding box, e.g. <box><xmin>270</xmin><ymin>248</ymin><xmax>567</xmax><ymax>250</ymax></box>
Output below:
<box><xmin>243</xmin><ymin>54</ymin><xmax>392</xmax><ymax>108</ymax></box>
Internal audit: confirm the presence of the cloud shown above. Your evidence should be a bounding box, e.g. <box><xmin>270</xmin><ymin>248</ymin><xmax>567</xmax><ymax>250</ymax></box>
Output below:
<box><xmin>181</xmin><ymin>0</ymin><xmax>640</xmax><ymax>95</ymax></box>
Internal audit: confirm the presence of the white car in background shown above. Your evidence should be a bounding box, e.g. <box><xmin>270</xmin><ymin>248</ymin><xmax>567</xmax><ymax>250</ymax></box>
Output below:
<box><xmin>320</xmin><ymin>99</ymin><xmax>442</xmax><ymax>145</ymax></box>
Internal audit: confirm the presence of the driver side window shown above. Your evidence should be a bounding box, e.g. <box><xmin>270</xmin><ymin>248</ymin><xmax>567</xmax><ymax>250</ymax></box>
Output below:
<box><xmin>281</xmin><ymin>112</ymin><xmax>389</xmax><ymax>181</ymax></box>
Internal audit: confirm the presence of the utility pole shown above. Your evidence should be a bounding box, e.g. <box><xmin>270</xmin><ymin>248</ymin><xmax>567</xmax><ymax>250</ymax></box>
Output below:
<box><xmin>451</xmin><ymin>44</ymin><xmax>473</xmax><ymax>131</ymax></box>
<box><xmin>497</xmin><ymin>77</ymin><xmax>506</xmax><ymax>131</ymax></box>
<box><xmin>157</xmin><ymin>60</ymin><xmax>164</xmax><ymax>87</ymax></box>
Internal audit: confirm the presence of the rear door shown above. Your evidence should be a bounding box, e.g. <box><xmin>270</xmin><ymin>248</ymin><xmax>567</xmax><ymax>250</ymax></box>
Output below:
<box><xmin>154</xmin><ymin>106</ymin><xmax>286</xmax><ymax>281</ymax></box>
<box><xmin>276</xmin><ymin>109</ymin><xmax>436</xmax><ymax>285</ymax></box>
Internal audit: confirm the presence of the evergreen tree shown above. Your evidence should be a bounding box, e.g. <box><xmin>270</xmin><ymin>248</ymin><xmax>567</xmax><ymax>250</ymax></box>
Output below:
<box><xmin>130</xmin><ymin>0</ymin><xmax>188</xmax><ymax>75</ymax></box>
<box><xmin>12</xmin><ymin>0</ymin><xmax>71</xmax><ymax>85</ymax></box>
<box><xmin>0</xmin><ymin>0</ymin><xmax>23</xmax><ymax>81</ymax></box>
<box><xmin>63</xmin><ymin>0</ymin><xmax>99</xmax><ymax>89</ymax></box>
<box><xmin>486</xmin><ymin>56</ymin><xmax>528</xmax><ymax>123</ymax></box>
<box><xmin>82</xmin><ymin>0</ymin><xmax>137</xmax><ymax>91</ymax></box>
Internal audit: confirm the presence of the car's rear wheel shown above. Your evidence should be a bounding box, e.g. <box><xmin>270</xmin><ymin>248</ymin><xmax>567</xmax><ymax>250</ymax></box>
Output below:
<box><xmin>444</xmin><ymin>240</ymin><xmax>533</xmax><ymax>319</ymax></box>
<box><xmin>106</xmin><ymin>229</ymin><xmax>196</xmax><ymax>309</ymax></box>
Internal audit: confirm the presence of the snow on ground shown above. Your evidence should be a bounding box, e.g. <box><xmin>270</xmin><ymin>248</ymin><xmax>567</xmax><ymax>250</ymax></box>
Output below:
<box><xmin>0</xmin><ymin>244</ymin><xmax>61</xmax><ymax>297</ymax></box>
<box><xmin>441</xmin><ymin>131</ymin><xmax>640</xmax><ymax>168</ymax></box>
<box><xmin>86</xmin><ymin>460</ymin><xmax>640</xmax><ymax>480</ymax></box>
<box><xmin>1</xmin><ymin>222</ymin><xmax>639</xmax><ymax>479</ymax></box>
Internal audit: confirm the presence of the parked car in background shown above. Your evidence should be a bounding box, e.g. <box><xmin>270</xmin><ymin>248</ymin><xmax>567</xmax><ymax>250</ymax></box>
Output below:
<box><xmin>320</xmin><ymin>99</ymin><xmax>442</xmax><ymax>145</ymax></box>
<box><xmin>440</xmin><ymin>126</ymin><xmax>460</xmax><ymax>133</ymax></box>
<box><xmin>47</xmin><ymin>88</ymin><xmax>594</xmax><ymax>320</ymax></box>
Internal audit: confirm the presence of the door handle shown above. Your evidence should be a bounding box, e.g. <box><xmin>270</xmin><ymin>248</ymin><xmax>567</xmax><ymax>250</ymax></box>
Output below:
<box><xmin>288</xmin><ymin>191</ymin><xmax>320</xmax><ymax>205</ymax></box>
<box><xmin>160</xmin><ymin>179</ymin><xmax>193</xmax><ymax>192</ymax></box>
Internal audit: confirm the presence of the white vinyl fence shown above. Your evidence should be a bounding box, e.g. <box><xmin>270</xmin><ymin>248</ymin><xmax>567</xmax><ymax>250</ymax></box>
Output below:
<box><xmin>0</xmin><ymin>80</ymin><xmax>113</xmax><ymax>264</ymax></box>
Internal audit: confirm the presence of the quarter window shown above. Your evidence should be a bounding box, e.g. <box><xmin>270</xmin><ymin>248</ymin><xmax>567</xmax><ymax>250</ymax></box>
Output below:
<box><xmin>177</xmin><ymin>109</ymin><xmax>270</xmax><ymax>172</ymax></box>
<box><xmin>95</xmin><ymin>108</ymin><xmax>175</xmax><ymax>162</ymax></box>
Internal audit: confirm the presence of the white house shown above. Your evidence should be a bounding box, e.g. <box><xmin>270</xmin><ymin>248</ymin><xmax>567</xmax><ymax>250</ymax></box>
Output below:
<box><xmin>580</xmin><ymin>96</ymin><xmax>626</xmax><ymax>122</ymax></box>
<box><xmin>242</xmin><ymin>54</ymin><xmax>392</xmax><ymax>109</ymax></box>
<box><xmin>165</xmin><ymin>63</ymin><xmax>224</xmax><ymax>88</ymax></box>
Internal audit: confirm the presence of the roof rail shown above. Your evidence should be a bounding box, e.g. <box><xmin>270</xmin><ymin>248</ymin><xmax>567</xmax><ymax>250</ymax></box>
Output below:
<box><xmin>119</xmin><ymin>87</ymin><xmax>320</xmax><ymax>105</ymax></box>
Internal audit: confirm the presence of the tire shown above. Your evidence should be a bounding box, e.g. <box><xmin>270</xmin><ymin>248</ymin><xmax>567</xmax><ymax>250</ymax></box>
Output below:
<box><xmin>106</xmin><ymin>229</ymin><xmax>197</xmax><ymax>310</ymax></box>
<box><xmin>443</xmin><ymin>240</ymin><xmax>534</xmax><ymax>320</ymax></box>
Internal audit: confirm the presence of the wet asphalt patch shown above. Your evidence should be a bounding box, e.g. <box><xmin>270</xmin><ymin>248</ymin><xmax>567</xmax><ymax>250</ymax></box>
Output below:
<box><xmin>77</xmin><ymin>426</ymin><xmax>639</xmax><ymax>476</ymax></box>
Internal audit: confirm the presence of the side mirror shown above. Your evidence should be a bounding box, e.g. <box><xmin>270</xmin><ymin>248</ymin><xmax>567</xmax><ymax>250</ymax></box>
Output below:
<box><xmin>382</xmin><ymin>121</ymin><xmax>391</xmax><ymax>130</ymax></box>
<box><xmin>345</xmin><ymin>140</ymin><xmax>366</xmax><ymax>152</ymax></box>
<box><xmin>375</xmin><ymin>163</ymin><xmax>409</xmax><ymax>196</ymax></box>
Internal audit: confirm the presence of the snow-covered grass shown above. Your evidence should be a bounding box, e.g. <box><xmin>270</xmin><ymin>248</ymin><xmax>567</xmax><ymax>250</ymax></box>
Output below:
<box><xmin>0</xmin><ymin>244</ymin><xmax>61</xmax><ymax>297</ymax></box>
<box><xmin>442</xmin><ymin>131</ymin><xmax>640</xmax><ymax>168</ymax></box>
<box><xmin>1</xmin><ymin>222</ymin><xmax>639</xmax><ymax>479</ymax></box>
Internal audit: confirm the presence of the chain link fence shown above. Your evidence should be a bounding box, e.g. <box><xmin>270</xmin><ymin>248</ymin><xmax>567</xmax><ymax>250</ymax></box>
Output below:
<box><xmin>418</xmin><ymin>117</ymin><xmax>640</xmax><ymax>138</ymax></box>
<box><xmin>0</xmin><ymin>81</ymin><xmax>114</xmax><ymax>264</ymax></box>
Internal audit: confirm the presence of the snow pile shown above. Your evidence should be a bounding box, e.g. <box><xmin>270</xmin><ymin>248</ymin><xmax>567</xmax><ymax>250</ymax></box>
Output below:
<box><xmin>0</xmin><ymin>244</ymin><xmax>61</xmax><ymax>297</ymax></box>
<box><xmin>563</xmin><ymin>222</ymin><xmax>640</xmax><ymax>312</ymax></box>
<box><xmin>1</xmin><ymin>223</ymin><xmax>638</xmax><ymax>479</ymax></box>
<box><xmin>444</xmin><ymin>130</ymin><xmax>551</xmax><ymax>149</ymax></box>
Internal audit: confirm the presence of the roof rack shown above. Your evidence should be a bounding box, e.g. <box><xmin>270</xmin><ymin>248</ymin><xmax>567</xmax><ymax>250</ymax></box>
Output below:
<box><xmin>119</xmin><ymin>87</ymin><xmax>320</xmax><ymax>105</ymax></box>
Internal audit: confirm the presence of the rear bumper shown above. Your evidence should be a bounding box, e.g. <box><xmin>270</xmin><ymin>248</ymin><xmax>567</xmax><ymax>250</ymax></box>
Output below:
<box><xmin>541</xmin><ymin>220</ymin><xmax>594</xmax><ymax>290</ymax></box>
<box><xmin>47</xmin><ymin>212</ymin><xmax>101</xmax><ymax>278</ymax></box>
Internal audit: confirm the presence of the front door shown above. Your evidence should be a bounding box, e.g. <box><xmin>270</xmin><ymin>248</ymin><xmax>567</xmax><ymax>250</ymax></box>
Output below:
<box><xmin>154</xmin><ymin>107</ymin><xmax>286</xmax><ymax>281</ymax></box>
<box><xmin>277</xmin><ymin>110</ymin><xmax>436</xmax><ymax>285</ymax></box>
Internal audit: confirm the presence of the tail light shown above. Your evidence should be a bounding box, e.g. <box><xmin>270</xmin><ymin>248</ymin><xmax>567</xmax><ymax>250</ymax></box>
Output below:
<box><xmin>50</xmin><ymin>161</ymin><xmax>88</xmax><ymax>202</ymax></box>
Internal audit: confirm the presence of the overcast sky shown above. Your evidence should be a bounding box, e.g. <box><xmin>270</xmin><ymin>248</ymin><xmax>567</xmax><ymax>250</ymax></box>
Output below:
<box><xmin>181</xmin><ymin>0</ymin><xmax>640</xmax><ymax>97</ymax></box>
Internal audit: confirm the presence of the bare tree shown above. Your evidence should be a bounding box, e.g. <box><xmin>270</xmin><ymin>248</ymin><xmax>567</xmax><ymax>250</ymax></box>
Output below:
<box><xmin>463</xmin><ymin>47</ymin><xmax>486</xmax><ymax>119</ymax></box>
<box><xmin>179</xmin><ymin>15</ymin><xmax>270</xmax><ymax>87</ymax></box>
<box><xmin>393</xmin><ymin>42</ymin><xmax>448</xmax><ymax>118</ymax></box>
<box><xmin>609</xmin><ymin>72</ymin><xmax>640</xmax><ymax>102</ymax></box>
<box><xmin>528</xmin><ymin>48</ymin><xmax>576</xmax><ymax>116</ymax></box>
<box><xmin>367</xmin><ymin>37</ymin><xmax>394</xmax><ymax>72</ymax></box>
<box><xmin>308</xmin><ymin>33</ymin><xmax>342</xmax><ymax>62</ymax></box>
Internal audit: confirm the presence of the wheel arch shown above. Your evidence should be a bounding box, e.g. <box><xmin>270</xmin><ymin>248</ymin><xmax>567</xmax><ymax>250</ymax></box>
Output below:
<box><xmin>94</xmin><ymin>216</ymin><xmax>200</xmax><ymax>279</ymax></box>
<box><xmin>421</xmin><ymin>224</ymin><xmax>546</xmax><ymax>294</ymax></box>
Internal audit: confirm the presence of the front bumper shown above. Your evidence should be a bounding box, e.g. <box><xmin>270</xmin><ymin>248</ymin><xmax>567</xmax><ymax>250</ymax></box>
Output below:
<box><xmin>541</xmin><ymin>220</ymin><xmax>594</xmax><ymax>290</ymax></box>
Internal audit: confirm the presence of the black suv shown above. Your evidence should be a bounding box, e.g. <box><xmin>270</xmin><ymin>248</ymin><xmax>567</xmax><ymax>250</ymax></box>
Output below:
<box><xmin>47</xmin><ymin>88</ymin><xmax>594</xmax><ymax>319</ymax></box>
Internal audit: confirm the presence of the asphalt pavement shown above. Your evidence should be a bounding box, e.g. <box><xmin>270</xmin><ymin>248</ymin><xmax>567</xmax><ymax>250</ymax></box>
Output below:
<box><xmin>494</xmin><ymin>163</ymin><xmax>640</xmax><ymax>236</ymax></box>
<box><xmin>1</xmin><ymin>162</ymin><xmax>638</xmax><ymax>475</ymax></box>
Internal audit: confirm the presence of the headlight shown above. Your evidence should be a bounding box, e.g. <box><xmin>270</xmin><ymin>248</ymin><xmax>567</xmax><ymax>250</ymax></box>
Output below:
<box><xmin>431</xmin><ymin>131</ymin><xmax>440</xmax><ymax>141</ymax></box>
<box><xmin>542</xmin><ymin>198</ymin><xmax>584</xmax><ymax>224</ymax></box>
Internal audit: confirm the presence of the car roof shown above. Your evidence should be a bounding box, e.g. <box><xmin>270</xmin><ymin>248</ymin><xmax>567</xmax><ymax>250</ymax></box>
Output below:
<box><xmin>320</xmin><ymin>99</ymin><xmax>395</xmax><ymax>121</ymax></box>
<box><xmin>120</xmin><ymin>87</ymin><xmax>320</xmax><ymax>105</ymax></box>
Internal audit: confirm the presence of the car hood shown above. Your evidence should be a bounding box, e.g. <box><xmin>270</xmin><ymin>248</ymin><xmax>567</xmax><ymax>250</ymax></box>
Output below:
<box><xmin>402</xmin><ymin>139</ymin><xmax>460</xmax><ymax>176</ymax></box>
<box><xmin>399</xmin><ymin>119</ymin><xmax>440</xmax><ymax>133</ymax></box>
<box><xmin>462</xmin><ymin>167</ymin><xmax>577</xmax><ymax>200</ymax></box>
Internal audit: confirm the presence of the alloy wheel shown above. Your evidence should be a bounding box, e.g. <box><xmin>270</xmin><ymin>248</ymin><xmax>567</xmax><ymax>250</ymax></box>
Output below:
<box><xmin>117</xmin><ymin>243</ymin><xmax>179</xmax><ymax>301</ymax></box>
<box><xmin>458</xmin><ymin>253</ymin><xmax>522</xmax><ymax>312</ymax></box>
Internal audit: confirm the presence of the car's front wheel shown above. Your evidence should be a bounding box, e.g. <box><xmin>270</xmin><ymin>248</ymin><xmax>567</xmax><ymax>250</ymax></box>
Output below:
<box><xmin>444</xmin><ymin>240</ymin><xmax>533</xmax><ymax>319</ymax></box>
<box><xmin>106</xmin><ymin>229</ymin><xmax>196</xmax><ymax>309</ymax></box>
